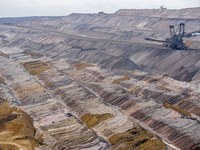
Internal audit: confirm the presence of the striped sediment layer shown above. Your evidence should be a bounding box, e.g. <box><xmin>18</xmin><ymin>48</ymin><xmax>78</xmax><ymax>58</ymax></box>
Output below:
<box><xmin>0</xmin><ymin>52</ymin><xmax>109</xmax><ymax>150</ymax></box>
<box><xmin>0</xmin><ymin>48</ymin><xmax>199</xmax><ymax>150</ymax></box>
<box><xmin>37</xmin><ymin>67</ymin><xmax>166</xmax><ymax>150</ymax></box>
<box><xmin>0</xmin><ymin>9</ymin><xmax>200</xmax><ymax>149</ymax></box>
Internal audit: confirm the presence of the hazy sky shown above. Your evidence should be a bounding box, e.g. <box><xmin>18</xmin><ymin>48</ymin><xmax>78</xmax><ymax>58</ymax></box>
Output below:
<box><xmin>0</xmin><ymin>0</ymin><xmax>199</xmax><ymax>17</ymax></box>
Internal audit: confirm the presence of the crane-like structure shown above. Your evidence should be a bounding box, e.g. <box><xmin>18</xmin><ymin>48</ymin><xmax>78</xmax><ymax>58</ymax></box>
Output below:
<box><xmin>145</xmin><ymin>23</ymin><xmax>200</xmax><ymax>50</ymax></box>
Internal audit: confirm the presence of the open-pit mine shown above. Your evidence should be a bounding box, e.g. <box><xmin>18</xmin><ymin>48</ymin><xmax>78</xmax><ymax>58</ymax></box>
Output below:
<box><xmin>0</xmin><ymin>7</ymin><xmax>200</xmax><ymax>150</ymax></box>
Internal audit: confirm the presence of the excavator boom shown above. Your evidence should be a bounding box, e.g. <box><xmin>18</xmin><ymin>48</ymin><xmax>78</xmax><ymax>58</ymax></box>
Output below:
<box><xmin>185</xmin><ymin>30</ymin><xmax>200</xmax><ymax>37</ymax></box>
<box><xmin>144</xmin><ymin>23</ymin><xmax>199</xmax><ymax>50</ymax></box>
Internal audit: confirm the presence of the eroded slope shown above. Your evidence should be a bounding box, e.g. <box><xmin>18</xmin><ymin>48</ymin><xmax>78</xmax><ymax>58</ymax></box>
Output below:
<box><xmin>0</xmin><ymin>46</ymin><xmax>199</xmax><ymax>149</ymax></box>
<box><xmin>0</xmin><ymin>8</ymin><xmax>200</xmax><ymax>150</ymax></box>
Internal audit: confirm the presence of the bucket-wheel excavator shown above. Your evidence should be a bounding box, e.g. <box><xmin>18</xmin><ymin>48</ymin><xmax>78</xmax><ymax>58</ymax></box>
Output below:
<box><xmin>145</xmin><ymin>23</ymin><xmax>200</xmax><ymax>50</ymax></box>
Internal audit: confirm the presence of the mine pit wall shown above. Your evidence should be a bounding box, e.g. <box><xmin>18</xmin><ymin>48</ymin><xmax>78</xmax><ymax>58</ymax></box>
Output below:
<box><xmin>15</xmin><ymin>8</ymin><xmax>200</xmax><ymax>50</ymax></box>
<box><xmin>80</xmin><ymin>81</ymin><xmax>200</xmax><ymax>150</ymax></box>
<box><xmin>1</xmin><ymin>48</ymin><xmax>165</xmax><ymax>149</ymax></box>
<box><xmin>0</xmin><ymin>43</ymin><xmax>200</xmax><ymax>149</ymax></box>
<box><xmin>0</xmin><ymin>9</ymin><xmax>200</xmax><ymax>149</ymax></box>
<box><xmin>37</xmin><ymin>58</ymin><xmax>200</xmax><ymax>149</ymax></box>
<box><xmin>2</xmin><ymin>30</ymin><xmax>200</xmax><ymax>82</ymax></box>
<box><xmin>1</xmin><ymin>20</ymin><xmax>200</xmax><ymax>82</ymax></box>
<box><xmin>0</xmin><ymin>48</ymin><xmax>169</xmax><ymax>150</ymax></box>
<box><xmin>36</xmin><ymin>66</ymin><xmax>168</xmax><ymax>150</ymax></box>
<box><xmin>0</xmin><ymin>51</ymin><xmax>110</xmax><ymax>150</ymax></box>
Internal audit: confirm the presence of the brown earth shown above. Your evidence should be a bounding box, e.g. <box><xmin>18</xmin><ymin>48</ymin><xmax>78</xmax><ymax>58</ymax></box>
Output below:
<box><xmin>0</xmin><ymin>7</ymin><xmax>200</xmax><ymax>150</ymax></box>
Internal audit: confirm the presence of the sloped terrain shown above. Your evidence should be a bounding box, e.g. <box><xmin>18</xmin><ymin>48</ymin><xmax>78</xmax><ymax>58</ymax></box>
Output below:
<box><xmin>0</xmin><ymin>8</ymin><xmax>200</xmax><ymax>81</ymax></box>
<box><xmin>0</xmin><ymin>7</ymin><xmax>200</xmax><ymax>150</ymax></box>
<box><xmin>0</xmin><ymin>100</ymin><xmax>41</xmax><ymax>150</ymax></box>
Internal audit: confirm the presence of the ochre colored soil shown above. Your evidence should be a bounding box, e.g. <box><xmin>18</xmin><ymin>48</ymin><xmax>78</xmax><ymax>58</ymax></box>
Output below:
<box><xmin>74</xmin><ymin>63</ymin><xmax>95</xmax><ymax>70</ymax></box>
<box><xmin>81</xmin><ymin>113</ymin><xmax>114</xmax><ymax>127</ymax></box>
<box><xmin>0</xmin><ymin>101</ymin><xmax>42</xmax><ymax>150</ymax></box>
<box><xmin>22</xmin><ymin>60</ymin><xmax>49</xmax><ymax>75</ymax></box>
<box><xmin>109</xmin><ymin>127</ymin><xmax>166</xmax><ymax>150</ymax></box>
<box><xmin>112</xmin><ymin>76</ymin><xmax>131</xmax><ymax>84</ymax></box>
<box><xmin>163</xmin><ymin>103</ymin><xmax>191</xmax><ymax>117</ymax></box>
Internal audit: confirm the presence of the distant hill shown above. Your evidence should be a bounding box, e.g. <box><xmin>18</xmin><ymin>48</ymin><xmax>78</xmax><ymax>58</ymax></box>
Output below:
<box><xmin>115</xmin><ymin>7</ymin><xmax>200</xmax><ymax>18</ymax></box>
<box><xmin>0</xmin><ymin>16</ymin><xmax>63</xmax><ymax>25</ymax></box>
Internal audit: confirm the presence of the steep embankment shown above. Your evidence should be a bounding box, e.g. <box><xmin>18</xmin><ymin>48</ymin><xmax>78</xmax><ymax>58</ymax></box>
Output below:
<box><xmin>20</xmin><ymin>8</ymin><xmax>200</xmax><ymax>47</ymax></box>
<box><xmin>1</xmin><ymin>8</ymin><xmax>200</xmax><ymax>81</ymax></box>
<box><xmin>0</xmin><ymin>100</ymin><xmax>41</xmax><ymax>150</ymax></box>
<box><xmin>0</xmin><ymin>24</ymin><xmax>200</xmax><ymax>81</ymax></box>
<box><xmin>0</xmin><ymin>8</ymin><xmax>200</xmax><ymax>150</ymax></box>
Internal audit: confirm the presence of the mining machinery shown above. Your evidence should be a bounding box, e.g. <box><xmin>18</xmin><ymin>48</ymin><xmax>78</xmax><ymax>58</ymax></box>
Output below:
<box><xmin>145</xmin><ymin>23</ymin><xmax>200</xmax><ymax>50</ymax></box>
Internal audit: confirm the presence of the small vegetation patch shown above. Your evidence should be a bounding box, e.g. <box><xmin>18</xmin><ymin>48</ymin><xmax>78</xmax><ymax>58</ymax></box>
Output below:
<box><xmin>74</xmin><ymin>63</ymin><xmax>95</xmax><ymax>70</ymax></box>
<box><xmin>22</xmin><ymin>60</ymin><xmax>49</xmax><ymax>75</ymax></box>
<box><xmin>109</xmin><ymin>127</ymin><xmax>165</xmax><ymax>150</ymax></box>
<box><xmin>163</xmin><ymin>103</ymin><xmax>191</xmax><ymax>117</ymax></box>
<box><xmin>81</xmin><ymin>113</ymin><xmax>114</xmax><ymax>128</ymax></box>
<box><xmin>112</xmin><ymin>76</ymin><xmax>130</xmax><ymax>84</ymax></box>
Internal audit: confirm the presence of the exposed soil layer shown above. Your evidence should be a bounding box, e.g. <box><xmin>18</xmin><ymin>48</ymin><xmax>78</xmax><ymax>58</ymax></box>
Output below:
<box><xmin>22</xmin><ymin>60</ymin><xmax>49</xmax><ymax>75</ymax></box>
<box><xmin>0</xmin><ymin>7</ymin><xmax>200</xmax><ymax>150</ymax></box>
<box><xmin>0</xmin><ymin>101</ymin><xmax>41</xmax><ymax>150</ymax></box>
<box><xmin>81</xmin><ymin>113</ymin><xmax>114</xmax><ymax>127</ymax></box>
<box><xmin>108</xmin><ymin>127</ymin><xmax>163</xmax><ymax>150</ymax></box>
